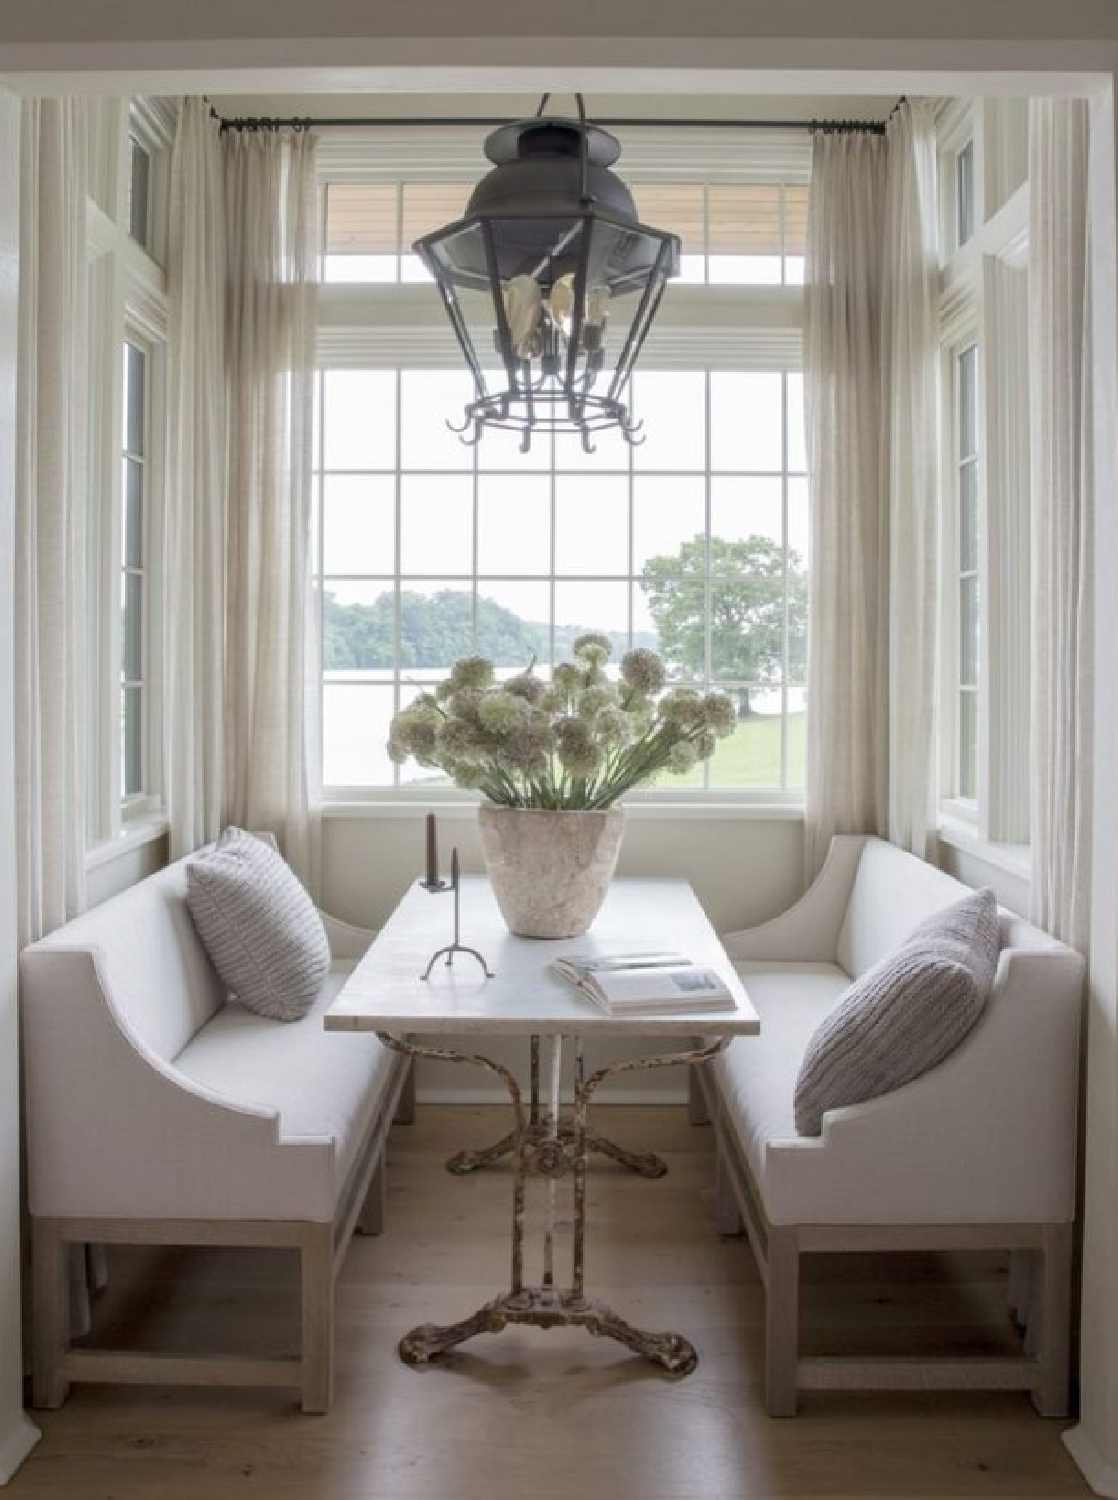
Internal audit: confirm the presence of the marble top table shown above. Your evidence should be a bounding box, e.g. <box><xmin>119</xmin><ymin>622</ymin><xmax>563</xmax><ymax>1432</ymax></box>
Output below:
<box><xmin>325</xmin><ymin>874</ymin><xmax>758</xmax><ymax>1377</ymax></box>
<box><xmin>325</xmin><ymin>875</ymin><xmax>760</xmax><ymax>1040</ymax></box>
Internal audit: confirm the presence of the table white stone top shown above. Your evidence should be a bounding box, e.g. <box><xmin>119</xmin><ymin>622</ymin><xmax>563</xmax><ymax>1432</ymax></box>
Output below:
<box><xmin>325</xmin><ymin>876</ymin><xmax>759</xmax><ymax>1038</ymax></box>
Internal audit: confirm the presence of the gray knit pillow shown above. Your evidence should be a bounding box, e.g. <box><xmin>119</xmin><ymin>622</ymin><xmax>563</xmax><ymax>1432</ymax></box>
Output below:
<box><xmin>186</xmin><ymin>827</ymin><xmax>330</xmax><ymax>1022</ymax></box>
<box><xmin>792</xmin><ymin>898</ymin><xmax>1000</xmax><ymax>1136</ymax></box>
<box><xmin>906</xmin><ymin>886</ymin><xmax>1001</xmax><ymax>999</ymax></box>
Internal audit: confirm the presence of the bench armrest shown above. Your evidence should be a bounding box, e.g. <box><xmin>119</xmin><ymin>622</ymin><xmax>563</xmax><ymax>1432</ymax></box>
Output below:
<box><xmin>722</xmin><ymin>834</ymin><xmax>867</xmax><ymax>964</ymax></box>
<box><xmin>21</xmin><ymin>948</ymin><xmax>337</xmax><ymax>1223</ymax></box>
<box><xmin>762</xmin><ymin>945</ymin><xmax>1085</xmax><ymax>1226</ymax></box>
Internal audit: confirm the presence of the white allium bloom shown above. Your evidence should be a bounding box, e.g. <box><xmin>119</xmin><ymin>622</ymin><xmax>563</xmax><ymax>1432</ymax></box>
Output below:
<box><xmin>577</xmin><ymin>684</ymin><xmax>616</xmax><ymax>719</ymax></box>
<box><xmin>572</xmin><ymin>632</ymin><xmax>612</xmax><ymax>665</ymax></box>
<box><xmin>668</xmin><ymin>740</ymin><xmax>700</xmax><ymax>774</ymax></box>
<box><xmin>478</xmin><ymin>691</ymin><xmax>530</xmax><ymax>735</ymax></box>
<box><xmin>620</xmin><ymin>647</ymin><xmax>665</xmax><ymax>695</ymax></box>
<box><xmin>552</xmin><ymin>662</ymin><xmax>583</xmax><ymax>696</ymax></box>
<box><xmin>594</xmin><ymin>706</ymin><xmax>631</xmax><ymax>745</ymax></box>
<box><xmin>701</xmin><ymin>691</ymin><xmax>737</xmax><ymax>737</ymax></box>
<box><xmin>448</xmin><ymin>655</ymin><xmax>495</xmax><ymax>691</ymax></box>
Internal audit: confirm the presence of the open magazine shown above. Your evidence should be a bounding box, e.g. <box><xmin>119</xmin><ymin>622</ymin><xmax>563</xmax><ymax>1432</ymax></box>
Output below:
<box><xmin>550</xmin><ymin>950</ymin><xmax>736</xmax><ymax>1015</ymax></box>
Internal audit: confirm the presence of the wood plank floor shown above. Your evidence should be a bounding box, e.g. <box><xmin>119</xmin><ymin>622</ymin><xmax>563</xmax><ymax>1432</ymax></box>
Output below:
<box><xmin>11</xmin><ymin>1106</ymin><xmax>1091</xmax><ymax>1500</ymax></box>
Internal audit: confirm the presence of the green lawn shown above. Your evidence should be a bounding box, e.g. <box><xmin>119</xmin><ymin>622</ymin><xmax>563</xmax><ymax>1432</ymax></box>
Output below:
<box><xmin>668</xmin><ymin>710</ymin><xmax>805</xmax><ymax>791</ymax></box>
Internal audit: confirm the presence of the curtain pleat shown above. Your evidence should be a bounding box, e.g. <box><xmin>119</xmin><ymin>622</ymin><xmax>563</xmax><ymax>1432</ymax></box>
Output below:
<box><xmin>1029</xmin><ymin>99</ymin><xmax>1093</xmax><ymax>951</ymax></box>
<box><xmin>164</xmin><ymin>99</ymin><xmax>227</xmax><ymax>859</ymax></box>
<box><xmin>15</xmin><ymin>99</ymin><xmax>89</xmax><ymax>950</ymax></box>
<box><xmin>803</xmin><ymin>131</ymin><xmax>888</xmax><ymax>876</ymax></box>
<box><xmin>222</xmin><ymin>130</ymin><xmax>321</xmax><ymax>888</ymax></box>
<box><xmin>883</xmin><ymin>101</ymin><xmax>941</xmax><ymax>859</ymax></box>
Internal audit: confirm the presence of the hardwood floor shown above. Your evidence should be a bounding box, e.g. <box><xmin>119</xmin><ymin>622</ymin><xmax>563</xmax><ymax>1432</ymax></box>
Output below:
<box><xmin>12</xmin><ymin>1106</ymin><xmax>1090</xmax><ymax>1500</ymax></box>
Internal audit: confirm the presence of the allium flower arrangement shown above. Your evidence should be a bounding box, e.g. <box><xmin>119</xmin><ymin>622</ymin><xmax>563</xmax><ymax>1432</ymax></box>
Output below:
<box><xmin>387</xmin><ymin>634</ymin><xmax>737</xmax><ymax>810</ymax></box>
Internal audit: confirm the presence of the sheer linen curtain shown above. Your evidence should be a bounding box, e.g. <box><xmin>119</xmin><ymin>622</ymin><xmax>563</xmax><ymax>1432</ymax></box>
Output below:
<box><xmin>164</xmin><ymin>99</ymin><xmax>227</xmax><ymax>859</ymax></box>
<box><xmin>1029</xmin><ymin>99</ymin><xmax>1093</xmax><ymax>951</ymax></box>
<box><xmin>882</xmin><ymin>101</ymin><xmax>941</xmax><ymax>859</ymax></box>
<box><xmin>223</xmin><ymin>131</ymin><xmax>321</xmax><ymax>888</ymax></box>
<box><xmin>803</xmin><ymin>130</ymin><xmax>888</xmax><ymax>876</ymax></box>
<box><xmin>14</xmin><ymin>99</ymin><xmax>88</xmax><ymax>950</ymax></box>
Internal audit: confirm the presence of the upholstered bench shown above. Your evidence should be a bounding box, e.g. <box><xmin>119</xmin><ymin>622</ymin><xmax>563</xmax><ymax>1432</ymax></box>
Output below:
<box><xmin>20</xmin><ymin>851</ymin><xmax>413</xmax><ymax>1413</ymax></box>
<box><xmin>694</xmin><ymin>835</ymin><xmax>1084</xmax><ymax>1417</ymax></box>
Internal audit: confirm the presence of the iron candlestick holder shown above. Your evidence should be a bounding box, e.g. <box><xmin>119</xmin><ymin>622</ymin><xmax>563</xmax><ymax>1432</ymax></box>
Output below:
<box><xmin>419</xmin><ymin>848</ymin><xmax>494</xmax><ymax>981</ymax></box>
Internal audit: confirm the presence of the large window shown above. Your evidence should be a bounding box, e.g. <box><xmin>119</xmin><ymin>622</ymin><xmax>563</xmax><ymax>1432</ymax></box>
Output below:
<box><xmin>315</xmin><ymin>127</ymin><xmax>809</xmax><ymax>799</ymax></box>
<box><xmin>323</xmin><ymin>178</ymin><xmax>808</xmax><ymax>288</ymax></box>
<box><xmin>120</xmin><ymin>339</ymin><xmax>148</xmax><ymax>801</ymax></box>
<box><xmin>84</xmin><ymin>98</ymin><xmax>173</xmax><ymax>847</ymax></box>
<box><xmin>952</xmin><ymin>342</ymin><xmax>980</xmax><ymax>802</ymax></box>
<box><xmin>314</xmin><ymin>366</ymin><xmax>807</xmax><ymax>794</ymax></box>
<box><xmin>936</xmin><ymin>100</ymin><xmax>1031</xmax><ymax>847</ymax></box>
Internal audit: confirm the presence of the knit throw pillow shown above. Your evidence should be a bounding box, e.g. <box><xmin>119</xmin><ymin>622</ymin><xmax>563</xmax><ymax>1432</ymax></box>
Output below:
<box><xmin>186</xmin><ymin>827</ymin><xmax>330</xmax><ymax>1022</ymax></box>
<box><xmin>793</xmin><ymin>888</ymin><xmax>999</xmax><ymax>1137</ymax></box>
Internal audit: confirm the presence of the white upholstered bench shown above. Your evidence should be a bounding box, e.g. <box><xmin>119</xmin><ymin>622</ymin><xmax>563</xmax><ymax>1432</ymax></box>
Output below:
<box><xmin>20</xmin><ymin>855</ymin><xmax>413</xmax><ymax>1413</ymax></box>
<box><xmin>694</xmin><ymin>835</ymin><xmax>1085</xmax><ymax>1417</ymax></box>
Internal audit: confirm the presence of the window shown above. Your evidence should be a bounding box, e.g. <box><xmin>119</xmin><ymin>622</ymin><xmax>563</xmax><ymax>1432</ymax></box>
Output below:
<box><xmin>955</xmin><ymin>139</ymin><xmax>975</xmax><ymax>249</ymax></box>
<box><xmin>120</xmin><ymin>340</ymin><xmax>148</xmax><ymax>800</ymax></box>
<box><xmin>935</xmin><ymin>100</ymin><xmax>1031</xmax><ymax>850</ymax></box>
<box><xmin>322</xmin><ymin>177</ymin><xmax>808</xmax><ymax>288</ymax></box>
<box><xmin>953</xmin><ymin>342</ymin><xmax>980</xmax><ymax>802</ymax></box>
<box><xmin>314</xmin><ymin>367</ymin><xmax>807</xmax><ymax>794</ymax></box>
<box><xmin>84</xmin><ymin>99</ymin><xmax>174</xmax><ymax>848</ymax></box>
<box><xmin>315</xmin><ymin>127</ymin><xmax>809</xmax><ymax>800</ymax></box>
<box><xmin>127</xmin><ymin>133</ymin><xmax>152</xmax><ymax>249</ymax></box>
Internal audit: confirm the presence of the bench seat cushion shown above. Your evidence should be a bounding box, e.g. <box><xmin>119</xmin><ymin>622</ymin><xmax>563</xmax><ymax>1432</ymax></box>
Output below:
<box><xmin>712</xmin><ymin>961</ymin><xmax>850</xmax><ymax>1184</ymax></box>
<box><xmin>174</xmin><ymin>969</ymin><xmax>397</xmax><ymax>1206</ymax></box>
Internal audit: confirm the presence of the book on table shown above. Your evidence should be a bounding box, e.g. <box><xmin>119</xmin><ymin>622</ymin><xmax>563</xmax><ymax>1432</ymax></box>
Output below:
<box><xmin>550</xmin><ymin>950</ymin><xmax>737</xmax><ymax>1015</ymax></box>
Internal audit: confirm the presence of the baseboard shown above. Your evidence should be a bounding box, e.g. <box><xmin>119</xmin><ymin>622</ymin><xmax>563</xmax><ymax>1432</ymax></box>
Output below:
<box><xmin>417</xmin><ymin>1087</ymin><xmax>689</xmax><ymax>1106</ymax></box>
<box><xmin>0</xmin><ymin>1412</ymin><xmax>40</xmax><ymax>1486</ymax></box>
<box><xmin>1064</xmin><ymin>1422</ymin><xmax>1118</xmax><ymax>1497</ymax></box>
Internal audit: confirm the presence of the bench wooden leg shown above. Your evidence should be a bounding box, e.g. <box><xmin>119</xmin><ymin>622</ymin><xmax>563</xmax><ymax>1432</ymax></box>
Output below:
<box><xmin>394</xmin><ymin>1060</ymin><xmax>416</xmax><ymax>1125</ymax></box>
<box><xmin>31</xmin><ymin>1219</ymin><xmax>70</xmax><ymax>1409</ymax></box>
<box><xmin>687</xmin><ymin>1065</ymin><xmax>710</xmax><ymax>1126</ymax></box>
<box><xmin>1032</xmin><ymin>1223</ymin><xmax>1073</xmax><ymax>1418</ymax></box>
<box><xmin>765</xmin><ymin>1226</ymin><xmax>800</xmax><ymax>1417</ymax></box>
<box><xmin>300</xmin><ymin>1224</ymin><xmax>335</xmax><ymax>1414</ymax></box>
<box><xmin>356</xmin><ymin>1154</ymin><xmax>387</xmax><ymax>1236</ymax></box>
<box><xmin>713</xmin><ymin>1139</ymin><xmax>743</xmax><ymax>1236</ymax></box>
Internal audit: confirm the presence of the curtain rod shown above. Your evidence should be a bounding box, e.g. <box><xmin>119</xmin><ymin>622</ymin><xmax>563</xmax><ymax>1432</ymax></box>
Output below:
<box><xmin>213</xmin><ymin>110</ymin><xmax>891</xmax><ymax>136</ymax></box>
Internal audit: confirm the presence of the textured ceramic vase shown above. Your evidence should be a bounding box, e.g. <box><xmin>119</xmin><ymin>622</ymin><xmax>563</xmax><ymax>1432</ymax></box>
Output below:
<box><xmin>477</xmin><ymin>804</ymin><xmax>626</xmax><ymax>939</ymax></box>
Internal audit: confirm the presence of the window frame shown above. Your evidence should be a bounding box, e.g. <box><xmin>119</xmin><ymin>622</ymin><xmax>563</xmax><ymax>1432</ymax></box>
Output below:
<box><xmin>935</xmin><ymin>100</ymin><xmax>1032</xmax><ymax>853</ymax></box>
<box><xmin>313</xmin><ymin>125</ymin><xmax>810</xmax><ymax>806</ymax></box>
<box><xmin>84</xmin><ymin>99</ymin><xmax>173</xmax><ymax>854</ymax></box>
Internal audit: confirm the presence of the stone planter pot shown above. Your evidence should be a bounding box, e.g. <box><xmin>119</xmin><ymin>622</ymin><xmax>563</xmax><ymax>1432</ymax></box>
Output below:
<box><xmin>477</xmin><ymin>804</ymin><xmax>625</xmax><ymax>939</ymax></box>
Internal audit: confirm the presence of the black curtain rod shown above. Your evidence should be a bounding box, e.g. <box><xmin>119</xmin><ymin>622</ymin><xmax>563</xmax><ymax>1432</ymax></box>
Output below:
<box><xmin>213</xmin><ymin>111</ymin><xmax>889</xmax><ymax>136</ymax></box>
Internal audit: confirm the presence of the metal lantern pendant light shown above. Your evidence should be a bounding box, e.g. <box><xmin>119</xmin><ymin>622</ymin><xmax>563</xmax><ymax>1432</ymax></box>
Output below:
<box><xmin>414</xmin><ymin>95</ymin><xmax>681</xmax><ymax>452</ymax></box>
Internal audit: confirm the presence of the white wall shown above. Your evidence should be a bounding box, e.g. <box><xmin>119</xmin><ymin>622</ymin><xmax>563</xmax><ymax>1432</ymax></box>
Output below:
<box><xmin>0</xmin><ymin>90</ymin><xmax>40</xmax><ymax>1484</ymax></box>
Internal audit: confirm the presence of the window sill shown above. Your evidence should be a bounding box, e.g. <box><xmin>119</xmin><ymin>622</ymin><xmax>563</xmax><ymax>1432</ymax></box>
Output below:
<box><xmin>85</xmin><ymin>813</ymin><xmax>169</xmax><ymax>871</ymax></box>
<box><xmin>321</xmin><ymin>796</ymin><xmax>805</xmax><ymax>823</ymax></box>
<box><xmin>936</xmin><ymin>817</ymin><xmax>1031</xmax><ymax>882</ymax></box>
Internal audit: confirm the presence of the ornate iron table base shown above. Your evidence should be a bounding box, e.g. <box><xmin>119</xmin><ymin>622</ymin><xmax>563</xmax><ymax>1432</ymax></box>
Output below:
<box><xmin>399</xmin><ymin>1288</ymin><xmax>697</xmax><ymax>1375</ymax></box>
<box><xmin>446</xmin><ymin>1036</ymin><xmax>667</xmax><ymax>1177</ymax></box>
<box><xmin>375</xmin><ymin>1029</ymin><xmax>729</xmax><ymax>1376</ymax></box>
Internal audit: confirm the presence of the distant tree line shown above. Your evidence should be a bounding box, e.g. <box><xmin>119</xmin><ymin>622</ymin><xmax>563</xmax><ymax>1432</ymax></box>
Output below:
<box><xmin>323</xmin><ymin>534</ymin><xmax>807</xmax><ymax>711</ymax></box>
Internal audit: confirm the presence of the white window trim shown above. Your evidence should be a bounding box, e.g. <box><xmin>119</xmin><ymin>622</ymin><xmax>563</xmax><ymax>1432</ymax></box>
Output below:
<box><xmin>938</xmin><ymin>293</ymin><xmax>981</xmax><ymax>823</ymax></box>
<box><xmin>935</xmin><ymin>101</ymin><xmax>1032</xmax><ymax>862</ymax></box>
<box><xmin>85</xmin><ymin>102</ymin><xmax>172</xmax><ymax>851</ymax></box>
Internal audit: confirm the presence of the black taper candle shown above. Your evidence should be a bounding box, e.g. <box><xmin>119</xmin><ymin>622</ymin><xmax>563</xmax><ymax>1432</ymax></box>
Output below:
<box><xmin>425</xmin><ymin>813</ymin><xmax>438</xmax><ymax>887</ymax></box>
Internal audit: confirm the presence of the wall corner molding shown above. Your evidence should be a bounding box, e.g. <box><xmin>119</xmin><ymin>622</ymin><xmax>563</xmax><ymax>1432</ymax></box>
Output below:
<box><xmin>0</xmin><ymin>1415</ymin><xmax>40</xmax><ymax>1487</ymax></box>
<box><xmin>1065</xmin><ymin>1424</ymin><xmax>1118</xmax><ymax>1499</ymax></box>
